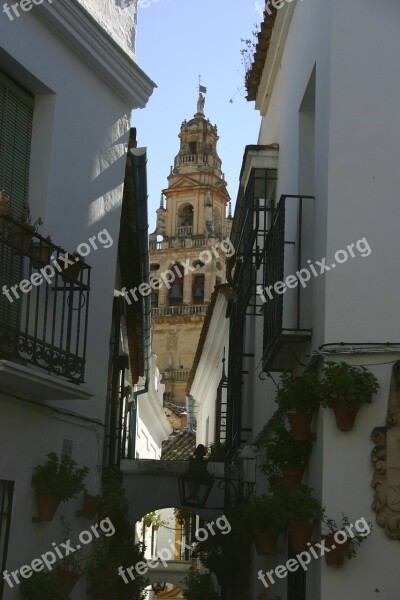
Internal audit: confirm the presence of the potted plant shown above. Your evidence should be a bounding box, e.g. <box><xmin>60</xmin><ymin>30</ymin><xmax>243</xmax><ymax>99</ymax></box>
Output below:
<box><xmin>0</xmin><ymin>190</ymin><xmax>12</xmax><ymax>234</ymax></box>
<box><xmin>31</xmin><ymin>452</ymin><xmax>89</xmax><ymax>521</ymax></box>
<box><xmin>30</xmin><ymin>235</ymin><xmax>53</xmax><ymax>269</ymax></box>
<box><xmin>76</xmin><ymin>492</ymin><xmax>101</xmax><ymax>520</ymax></box>
<box><xmin>61</xmin><ymin>251</ymin><xmax>85</xmax><ymax>283</ymax></box>
<box><xmin>321</xmin><ymin>510</ymin><xmax>372</xmax><ymax>565</ymax></box>
<box><xmin>322</xmin><ymin>362</ymin><xmax>379</xmax><ymax>430</ymax></box>
<box><xmin>8</xmin><ymin>205</ymin><xmax>42</xmax><ymax>252</ymax></box>
<box><xmin>183</xmin><ymin>564</ymin><xmax>219</xmax><ymax>600</ymax></box>
<box><xmin>276</xmin><ymin>483</ymin><xmax>319</xmax><ymax>552</ymax></box>
<box><xmin>260</xmin><ymin>427</ymin><xmax>313</xmax><ymax>489</ymax></box>
<box><xmin>20</xmin><ymin>570</ymin><xmax>69</xmax><ymax>600</ymax></box>
<box><xmin>56</xmin><ymin>516</ymin><xmax>84</xmax><ymax>593</ymax></box>
<box><xmin>276</xmin><ymin>372</ymin><xmax>323</xmax><ymax>440</ymax></box>
<box><xmin>100</xmin><ymin>468</ymin><xmax>129</xmax><ymax>529</ymax></box>
<box><xmin>242</xmin><ymin>495</ymin><xmax>287</xmax><ymax>555</ymax></box>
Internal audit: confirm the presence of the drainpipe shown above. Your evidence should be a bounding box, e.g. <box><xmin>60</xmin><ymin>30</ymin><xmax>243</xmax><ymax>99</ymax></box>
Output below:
<box><xmin>185</xmin><ymin>393</ymin><xmax>196</xmax><ymax>435</ymax></box>
<box><xmin>130</xmin><ymin>147</ymin><xmax>152</xmax><ymax>459</ymax></box>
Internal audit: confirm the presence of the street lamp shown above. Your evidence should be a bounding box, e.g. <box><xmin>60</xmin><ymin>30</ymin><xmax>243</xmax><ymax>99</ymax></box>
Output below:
<box><xmin>178</xmin><ymin>444</ymin><xmax>214</xmax><ymax>508</ymax></box>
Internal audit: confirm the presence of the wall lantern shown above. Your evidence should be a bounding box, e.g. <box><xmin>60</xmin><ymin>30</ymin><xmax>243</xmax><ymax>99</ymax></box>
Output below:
<box><xmin>178</xmin><ymin>444</ymin><xmax>214</xmax><ymax>509</ymax></box>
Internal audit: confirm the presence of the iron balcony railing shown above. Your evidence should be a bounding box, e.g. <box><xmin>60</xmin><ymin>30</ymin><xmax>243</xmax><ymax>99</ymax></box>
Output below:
<box><xmin>0</xmin><ymin>215</ymin><xmax>90</xmax><ymax>383</ymax></box>
<box><xmin>262</xmin><ymin>195</ymin><xmax>313</xmax><ymax>370</ymax></box>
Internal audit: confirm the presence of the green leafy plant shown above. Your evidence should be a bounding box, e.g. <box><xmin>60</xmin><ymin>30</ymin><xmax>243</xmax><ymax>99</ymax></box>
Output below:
<box><xmin>321</xmin><ymin>362</ymin><xmax>379</xmax><ymax>405</ymax></box>
<box><xmin>321</xmin><ymin>510</ymin><xmax>372</xmax><ymax>559</ymax></box>
<box><xmin>208</xmin><ymin>441</ymin><xmax>227</xmax><ymax>461</ymax></box>
<box><xmin>183</xmin><ymin>564</ymin><xmax>219</xmax><ymax>600</ymax></box>
<box><xmin>15</xmin><ymin>205</ymin><xmax>43</xmax><ymax>231</ymax></box>
<box><xmin>88</xmin><ymin>468</ymin><xmax>148</xmax><ymax>600</ymax></box>
<box><xmin>260</xmin><ymin>427</ymin><xmax>313</xmax><ymax>476</ymax></box>
<box><xmin>275</xmin><ymin>483</ymin><xmax>319</xmax><ymax>523</ymax></box>
<box><xmin>236</xmin><ymin>495</ymin><xmax>287</xmax><ymax>536</ymax></box>
<box><xmin>20</xmin><ymin>571</ymin><xmax>69</xmax><ymax>600</ymax></box>
<box><xmin>31</xmin><ymin>452</ymin><xmax>89</xmax><ymax>501</ymax></box>
<box><xmin>174</xmin><ymin>507</ymin><xmax>192</xmax><ymax>526</ymax></box>
<box><xmin>276</xmin><ymin>371</ymin><xmax>323</xmax><ymax>413</ymax></box>
<box><xmin>143</xmin><ymin>511</ymin><xmax>166</xmax><ymax>527</ymax></box>
<box><xmin>57</xmin><ymin>515</ymin><xmax>84</xmax><ymax>576</ymax></box>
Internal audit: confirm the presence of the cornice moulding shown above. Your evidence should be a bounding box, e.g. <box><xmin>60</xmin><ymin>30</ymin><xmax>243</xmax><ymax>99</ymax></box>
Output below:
<box><xmin>34</xmin><ymin>0</ymin><xmax>156</xmax><ymax>107</ymax></box>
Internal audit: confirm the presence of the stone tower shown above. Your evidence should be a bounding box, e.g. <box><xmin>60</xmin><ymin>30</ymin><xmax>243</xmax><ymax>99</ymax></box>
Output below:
<box><xmin>149</xmin><ymin>93</ymin><xmax>232</xmax><ymax>405</ymax></box>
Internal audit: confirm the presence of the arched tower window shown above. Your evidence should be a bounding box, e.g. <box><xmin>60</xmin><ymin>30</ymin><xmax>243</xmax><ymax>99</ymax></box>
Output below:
<box><xmin>177</xmin><ymin>204</ymin><xmax>193</xmax><ymax>236</ymax></box>
<box><xmin>169</xmin><ymin>264</ymin><xmax>184</xmax><ymax>306</ymax></box>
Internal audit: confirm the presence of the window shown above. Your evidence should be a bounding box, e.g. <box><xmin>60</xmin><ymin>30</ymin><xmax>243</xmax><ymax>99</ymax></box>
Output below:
<box><xmin>169</xmin><ymin>264</ymin><xmax>184</xmax><ymax>306</ymax></box>
<box><xmin>189</xmin><ymin>141</ymin><xmax>197</xmax><ymax>155</ymax></box>
<box><xmin>177</xmin><ymin>203</ymin><xmax>193</xmax><ymax>236</ymax></box>
<box><xmin>0</xmin><ymin>480</ymin><xmax>14</xmax><ymax>600</ymax></box>
<box><xmin>0</xmin><ymin>71</ymin><xmax>34</xmax><ymax>214</ymax></box>
<box><xmin>193</xmin><ymin>275</ymin><xmax>204</xmax><ymax>304</ymax></box>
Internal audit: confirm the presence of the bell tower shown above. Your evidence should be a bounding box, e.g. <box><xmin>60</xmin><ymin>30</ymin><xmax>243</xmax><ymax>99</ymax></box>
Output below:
<box><xmin>150</xmin><ymin>92</ymin><xmax>232</xmax><ymax>406</ymax></box>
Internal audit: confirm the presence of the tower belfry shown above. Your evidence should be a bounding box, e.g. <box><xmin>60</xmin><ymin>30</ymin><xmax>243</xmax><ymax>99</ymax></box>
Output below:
<box><xmin>149</xmin><ymin>94</ymin><xmax>232</xmax><ymax>406</ymax></box>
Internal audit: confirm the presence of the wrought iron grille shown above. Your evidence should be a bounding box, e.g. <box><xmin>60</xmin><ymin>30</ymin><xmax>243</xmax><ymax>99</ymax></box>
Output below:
<box><xmin>0</xmin><ymin>215</ymin><xmax>90</xmax><ymax>383</ymax></box>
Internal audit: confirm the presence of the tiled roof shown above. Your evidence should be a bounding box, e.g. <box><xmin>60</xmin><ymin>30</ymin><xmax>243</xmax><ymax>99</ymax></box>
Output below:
<box><xmin>164</xmin><ymin>401</ymin><xmax>187</xmax><ymax>417</ymax></box>
<box><xmin>246</xmin><ymin>8</ymin><xmax>278</xmax><ymax>101</ymax></box>
<box><xmin>161</xmin><ymin>430</ymin><xmax>196</xmax><ymax>461</ymax></box>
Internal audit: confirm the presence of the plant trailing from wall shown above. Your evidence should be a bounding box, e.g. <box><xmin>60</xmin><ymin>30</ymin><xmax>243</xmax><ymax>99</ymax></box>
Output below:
<box><xmin>321</xmin><ymin>362</ymin><xmax>380</xmax><ymax>430</ymax></box>
<box><xmin>260</xmin><ymin>425</ymin><xmax>313</xmax><ymax>489</ymax></box>
<box><xmin>174</xmin><ymin>507</ymin><xmax>193</xmax><ymax>526</ymax></box>
<box><xmin>275</xmin><ymin>483</ymin><xmax>319</xmax><ymax>552</ymax></box>
<box><xmin>321</xmin><ymin>510</ymin><xmax>372</xmax><ymax>565</ymax></box>
<box><xmin>88</xmin><ymin>468</ymin><xmax>148</xmax><ymax>600</ymax></box>
<box><xmin>240</xmin><ymin>25</ymin><xmax>260</xmax><ymax>83</ymax></box>
<box><xmin>56</xmin><ymin>516</ymin><xmax>84</xmax><ymax>593</ymax></box>
<box><xmin>31</xmin><ymin>452</ymin><xmax>89</xmax><ymax>521</ymax></box>
<box><xmin>237</xmin><ymin>494</ymin><xmax>287</xmax><ymax>555</ymax></box>
<box><xmin>183</xmin><ymin>564</ymin><xmax>219</xmax><ymax>600</ymax></box>
<box><xmin>276</xmin><ymin>371</ymin><xmax>323</xmax><ymax>440</ymax></box>
<box><xmin>20</xmin><ymin>571</ymin><xmax>69</xmax><ymax>600</ymax></box>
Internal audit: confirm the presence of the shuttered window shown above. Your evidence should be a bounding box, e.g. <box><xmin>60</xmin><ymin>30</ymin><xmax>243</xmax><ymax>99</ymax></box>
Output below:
<box><xmin>0</xmin><ymin>71</ymin><xmax>34</xmax><ymax>215</ymax></box>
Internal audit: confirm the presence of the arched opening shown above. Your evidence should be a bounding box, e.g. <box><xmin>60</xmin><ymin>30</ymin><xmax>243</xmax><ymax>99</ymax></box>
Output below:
<box><xmin>192</xmin><ymin>275</ymin><xmax>205</xmax><ymax>304</ymax></box>
<box><xmin>169</xmin><ymin>264</ymin><xmax>184</xmax><ymax>306</ymax></box>
<box><xmin>177</xmin><ymin>204</ymin><xmax>193</xmax><ymax>237</ymax></box>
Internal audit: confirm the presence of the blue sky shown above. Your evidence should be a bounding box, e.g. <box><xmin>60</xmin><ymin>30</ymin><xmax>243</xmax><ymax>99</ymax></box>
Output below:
<box><xmin>132</xmin><ymin>0</ymin><xmax>262</xmax><ymax>231</ymax></box>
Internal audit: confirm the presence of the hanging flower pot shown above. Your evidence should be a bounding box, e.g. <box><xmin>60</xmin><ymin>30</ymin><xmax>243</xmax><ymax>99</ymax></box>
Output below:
<box><xmin>331</xmin><ymin>400</ymin><xmax>361</xmax><ymax>431</ymax></box>
<box><xmin>254</xmin><ymin>530</ymin><xmax>277</xmax><ymax>555</ymax></box>
<box><xmin>282</xmin><ymin>464</ymin><xmax>305</xmax><ymax>489</ymax></box>
<box><xmin>76</xmin><ymin>493</ymin><xmax>101</xmax><ymax>519</ymax></box>
<box><xmin>321</xmin><ymin>534</ymin><xmax>349</xmax><ymax>566</ymax></box>
<box><xmin>143</xmin><ymin>517</ymin><xmax>152</xmax><ymax>527</ymax></box>
<box><xmin>57</xmin><ymin>570</ymin><xmax>79</xmax><ymax>593</ymax></box>
<box><xmin>287</xmin><ymin>412</ymin><xmax>313</xmax><ymax>441</ymax></box>
<box><xmin>37</xmin><ymin>494</ymin><xmax>61</xmax><ymax>522</ymax></box>
<box><xmin>30</xmin><ymin>238</ymin><xmax>53</xmax><ymax>269</ymax></box>
<box><xmin>289</xmin><ymin>521</ymin><xmax>315</xmax><ymax>552</ymax></box>
<box><xmin>61</xmin><ymin>253</ymin><xmax>84</xmax><ymax>283</ymax></box>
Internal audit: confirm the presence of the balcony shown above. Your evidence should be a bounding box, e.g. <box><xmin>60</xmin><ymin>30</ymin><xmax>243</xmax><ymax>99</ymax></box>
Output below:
<box><xmin>262</xmin><ymin>195</ymin><xmax>314</xmax><ymax>371</ymax></box>
<box><xmin>176</xmin><ymin>225</ymin><xmax>193</xmax><ymax>237</ymax></box>
<box><xmin>161</xmin><ymin>369</ymin><xmax>191</xmax><ymax>382</ymax></box>
<box><xmin>149</xmin><ymin>231</ymin><xmax>228</xmax><ymax>252</ymax></box>
<box><xmin>0</xmin><ymin>216</ymin><xmax>90</xmax><ymax>387</ymax></box>
<box><xmin>152</xmin><ymin>305</ymin><xmax>208</xmax><ymax>318</ymax></box>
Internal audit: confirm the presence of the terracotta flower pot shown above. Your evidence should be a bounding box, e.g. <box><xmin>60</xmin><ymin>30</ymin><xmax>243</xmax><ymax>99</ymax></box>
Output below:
<box><xmin>37</xmin><ymin>494</ymin><xmax>61</xmax><ymax>521</ymax></box>
<box><xmin>287</xmin><ymin>412</ymin><xmax>313</xmax><ymax>440</ymax></box>
<box><xmin>282</xmin><ymin>464</ymin><xmax>305</xmax><ymax>489</ymax></box>
<box><xmin>76</xmin><ymin>493</ymin><xmax>100</xmax><ymax>519</ymax></box>
<box><xmin>30</xmin><ymin>243</ymin><xmax>53</xmax><ymax>269</ymax></box>
<box><xmin>61</xmin><ymin>260</ymin><xmax>83</xmax><ymax>283</ymax></box>
<box><xmin>289</xmin><ymin>521</ymin><xmax>315</xmax><ymax>552</ymax></box>
<box><xmin>144</xmin><ymin>518</ymin><xmax>152</xmax><ymax>527</ymax></box>
<box><xmin>322</xmin><ymin>534</ymin><xmax>350</xmax><ymax>566</ymax></box>
<box><xmin>331</xmin><ymin>399</ymin><xmax>361</xmax><ymax>431</ymax></box>
<box><xmin>57</xmin><ymin>570</ymin><xmax>79</xmax><ymax>593</ymax></box>
<box><xmin>9</xmin><ymin>225</ymin><xmax>34</xmax><ymax>252</ymax></box>
<box><xmin>152</xmin><ymin>524</ymin><xmax>159</xmax><ymax>531</ymax></box>
<box><xmin>254</xmin><ymin>530</ymin><xmax>277</xmax><ymax>555</ymax></box>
